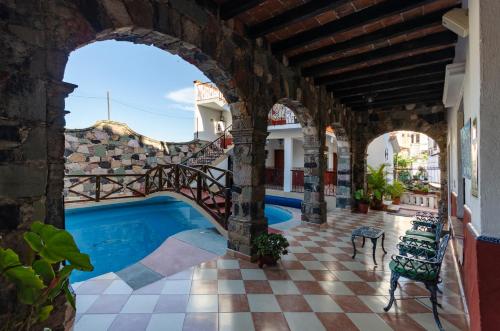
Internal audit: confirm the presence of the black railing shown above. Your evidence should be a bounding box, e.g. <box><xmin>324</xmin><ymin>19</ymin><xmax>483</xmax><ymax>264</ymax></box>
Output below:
<box><xmin>64</xmin><ymin>164</ymin><xmax>233</xmax><ymax>229</ymax></box>
<box><xmin>184</xmin><ymin>125</ymin><xmax>233</xmax><ymax>166</ymax></box>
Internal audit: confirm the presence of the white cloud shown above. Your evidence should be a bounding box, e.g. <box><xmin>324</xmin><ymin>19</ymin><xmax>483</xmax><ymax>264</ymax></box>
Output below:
<box><xmin>165</xmin><ymin>87</ymin><xmax>194</xmax><ymax>105</ymax></box>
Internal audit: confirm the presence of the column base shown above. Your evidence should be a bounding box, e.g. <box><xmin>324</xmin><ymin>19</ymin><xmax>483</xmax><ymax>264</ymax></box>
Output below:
<box><xmin>301</xmin><ymin>201</ymin><xmax>327</xmax><ymax>225</ymax></box>
<box><xmin>227</xmin><ymin>216</ymin><xmax>267</xmax><ymax>259</ymax></box>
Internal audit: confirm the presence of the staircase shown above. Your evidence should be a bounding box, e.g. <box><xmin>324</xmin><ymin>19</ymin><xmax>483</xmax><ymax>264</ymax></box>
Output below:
<box><xmin>184</xmin><ymin>125</ymin><xmax>233</xmax><ymax>166</ymax></box>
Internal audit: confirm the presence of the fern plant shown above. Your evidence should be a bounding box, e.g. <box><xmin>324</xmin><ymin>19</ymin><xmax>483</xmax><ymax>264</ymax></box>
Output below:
<box><xmin>0</xmin><ymin>221</ymin><xmax>93</xmax><ymax>331</ymax></box>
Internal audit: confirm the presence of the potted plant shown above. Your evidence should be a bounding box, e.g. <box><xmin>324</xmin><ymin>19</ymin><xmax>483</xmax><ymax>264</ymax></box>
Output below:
<box><xmin>253</xmin><ymin>233</ymin><xmax>289</xmax><ymax>268</ymax></box>
<box><xmin>0</xmin><ymin>221</ymin><xmax>94</xmax><ymax>331</ymax></box>
<box><xmin>354</xmin><ymin>189</ymin><xmax>370</xmax><ymax>213</ymax></box>
<box><xmin>387</xmin><ymin>180</ymin><xmax>405</xmax><ymax>205</ymax></box>
<box><xmin>367</xmin><ymin>164</ymin><xmax>388</xmax><ymax>210</ymax></box>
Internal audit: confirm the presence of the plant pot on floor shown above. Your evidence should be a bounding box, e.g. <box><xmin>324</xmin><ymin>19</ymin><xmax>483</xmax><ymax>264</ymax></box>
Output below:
<box><xmin>258</xmin><ymin>255</ymin><xmax>278</xmax><ymax>268</ymax></box>
<box><xmin>371</xmin><ymin>199</ymin><xmax>384</xmax><ymax>210</ymax></box>
<box><xmin>357</xmin><ymin>202</ymin><xmax>369</xmax><ymax>214</ymax></box>
<box><xmin>392</xmin><ymin>197</ymin><xmax>401</xmax><ymax>205</ymax></box>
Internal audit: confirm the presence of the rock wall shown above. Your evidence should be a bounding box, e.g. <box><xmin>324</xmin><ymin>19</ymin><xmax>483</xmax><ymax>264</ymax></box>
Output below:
<box><xmin>64</xmin><ymin>120</ymin><xmax>204</xmax><ymax>176</ymax></box>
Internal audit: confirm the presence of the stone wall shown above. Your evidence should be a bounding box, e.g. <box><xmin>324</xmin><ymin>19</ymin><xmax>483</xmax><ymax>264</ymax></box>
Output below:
<box><xmin>65</xmin><ymin>120</ymin><xmax>203</xmax><ymax>176</ymax></box>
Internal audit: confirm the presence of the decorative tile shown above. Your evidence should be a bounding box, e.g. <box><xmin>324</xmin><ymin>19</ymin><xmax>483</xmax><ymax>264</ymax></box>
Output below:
<box><xmin>86</xmin><ymin>295</ymin><xmax>130</xmax><ymax>314</ymax></box>
<box><xmin>154</xmin><ymin>295</ymin><xmax>189</xmax><ymax>313</ymax></box>
<box><xmin>284</xmin><ymin>312</ymin><xmax>326</xmax><ymax>331</ymax></box>
<box><xmin>74</xmin><ymin>314</ymin><xmax>117</xmax><ymax>331</ymax></box>
<box><xmin>252</xmin><ymin>312</ymin><xmax>290</xmax><ymax>331</ymax></box>
<box><xmin>108</xmin><ymin>314</ymin><xmax>151</xmax><ymax>331</ymax></box>
<box><xmin>186</xmin><ymin>295</ymin><xmax>219</xmax><ymax>313</ymax></box>
<box><xmin>162</xmin><ymin>280</ymin><xmax>192</xmax><ymax>294</ymax></box>
<box><xmin>147</xmin><ymin>313</ymin><xmax>185</xmax><ymax>331</ymax></box>
<box><xmin>219</xmin><ymin>312</ymin><xmax>255</xmax><ymax>331</ymax></box>
<box><xmin>218</xmin><ymin>294</ymin><xmax>250</xmax><ymax>312</ymax></box>
<box><xmin>304</xmin><ymin>295</ymin><xmax>342</xmax><ymax>312</ymax></box>
<box><xmin>269</xmin><ymin>281</ymin><xmax>301</xmax><ymax>295</ymax></box>
<box><xmin>183</xmin><ymin>313</ymin><xmax>218</xmax><ymax>331</ymax></box>
<box><xmin>120</xmin><ymin>295</ymin><xmax>160</xmax><ymax>313</ymax></box>
<box><xmin>218</xmin><ymin>280</ymin><xmax>246</xmax><ymax>294</ymax></box>
<box><xmin>247</xmin><ymin>294</ymin><xmax>281</xmax><ymax>312</ymax></box>
<box><xmin>241</xmin><ymin>269</ymin><xmax>267</xmax><ymax>280</ymax></box>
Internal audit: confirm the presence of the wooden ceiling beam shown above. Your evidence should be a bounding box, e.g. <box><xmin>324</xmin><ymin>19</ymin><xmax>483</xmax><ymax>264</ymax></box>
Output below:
<box><xmin>329</xmin><ymin>65</ymin><xmax>446</xmax><ymax>91</ymax></box>
<box><xmin>220</xmin><ymin>0</ymin><xmax>266</xmax><ymax>20</ymax></box>
<box><xmin>350</xmin><ymin>95</ymin><xmax>443</xmax><ymax>111</ymax></box>
<box><xmin>271</xmin><ymin>0</ymin><xmax>435</xmax><ymax>53</ymax></box>
<box><xmin>247</xmin><ymin>0</ymin><xmax>350</xmax><ymax>38</ymax></box>
<box><xmin>318</xmin><ymin>48</ymin><xmax>454</xmax><ymax>86</ymax></box>
<box><xmin>335</xmin><ymin>74</ymin><xmax>445</xmax><ymax>98</ymax></box>
<box><xmin>342</xmin><ymin>87</ymin><xmax>443</xmax><ymax>104</ymax></box>
<box><xmin>288</xmin><ymin>7</ymin><xmax>456</xmax><ymax>66</ymax></box>
<box><xmin>303</xmin><ymin>31</ymin><xmax>456</xmax><ymax>76</ymax></box>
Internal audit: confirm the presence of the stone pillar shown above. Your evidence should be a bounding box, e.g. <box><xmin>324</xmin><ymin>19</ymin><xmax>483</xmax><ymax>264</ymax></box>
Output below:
<box><xmin>336</xmin><ymin>138</ymin><xmax>352</xmax><ymax>209</ymax></box>
<box><xmin>351</xmin><ymin>137</ymin><xmax>368</xmax><ymax>195</ymax></box>
<box><xmin>283</xmin><ymin>137</ymin><xmax>293</xmax><ymax>192</ymax></box>
<box><xmin>301</xmin><ymin>127</ymin><xmax>326</xmax><ymax>224</ymax></box>
<box><xmin>227</xmin><ymin>103</ymin><xmax>268</xmax><ymax>258</ymax></box>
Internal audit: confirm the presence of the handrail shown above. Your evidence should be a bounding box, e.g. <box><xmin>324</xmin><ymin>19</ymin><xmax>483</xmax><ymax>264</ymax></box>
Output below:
<box><xmin>182</xmin><ymin>124</ymin><xmax>233</xmax><ymax>166</ymax></box>
<box><xmin>64</xmin><ymin>163</ymin><xmax>233</xmax><ymax>229</ymax></box>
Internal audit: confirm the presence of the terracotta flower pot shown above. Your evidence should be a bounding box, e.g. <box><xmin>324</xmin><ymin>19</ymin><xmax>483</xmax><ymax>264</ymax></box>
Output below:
<box><xmin>392</xmin><ymin>197</ymin><xmax>401</xmax><ymax>205</ymax></box>
<box><xmin>357</xmin><ymin>202</ymin><xmax>369</xmax><ymax>214</ymax></box>
<box><xmin>258</xmin><ymin>255</ymin><xmax>278</xmax><ymax>268</ymax></box>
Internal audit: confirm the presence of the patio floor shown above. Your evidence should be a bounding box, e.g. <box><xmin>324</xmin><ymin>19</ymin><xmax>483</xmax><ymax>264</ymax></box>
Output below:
<box><xmin>72</xmin><ymin>209</ymin><xmax>469</xmax><ymax>331</ymax></box>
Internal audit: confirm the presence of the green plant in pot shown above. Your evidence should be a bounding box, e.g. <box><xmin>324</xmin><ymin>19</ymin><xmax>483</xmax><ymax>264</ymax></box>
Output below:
<box><xmin>387</xmin><ymin>180</ymin><xmax>405</xmax><ymax>205</ymax></box>
<box><xmin>253</xmin><ymin>233</ymin><xmax>289</xmax><ymax>268</ymax></box>
<box><xmin>353</xmin><ymin>189</ymin><xmax>370</xmax><ymax>213</ymax></box>
<box><xmin>0</xmin><ymin>221</ymin><xmax>94</xmax><ymax>331</ymax></box>
<box><xmin>367</xmin><ymin>164</ymin><xmax>388</xmax><ymax>210</ymax></box>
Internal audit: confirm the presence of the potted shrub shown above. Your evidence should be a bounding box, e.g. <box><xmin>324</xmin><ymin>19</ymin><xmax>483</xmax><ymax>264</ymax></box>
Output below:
<box><xmin>367</xmin><ymin>164</ymin><xmax>388</xmax><ymax>210</ymax></box>
<box><xmin>0</xmin><ymin>221</ymin><xmax>94</xmax><ymax>330</ymax></box>
<box><xmin>254</xmin><ymin>233</ymin><xmax>289</xmax><ymax>268</ymax></box>
<box><xmin>387</xmin><ymin>180</ymin><xmax>405</xmax><ymax>205</ymax></box>
<box><xmin>354</xmin><ymin>189</ymin><xmax>370</xmax><ymax>214</ymax></box>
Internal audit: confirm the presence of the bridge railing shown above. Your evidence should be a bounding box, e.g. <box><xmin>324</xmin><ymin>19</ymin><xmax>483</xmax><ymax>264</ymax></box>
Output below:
<box><xmin>64</xmin><ymin>164</ymin><xmax>233</xmax><ymax>229</ymax></box>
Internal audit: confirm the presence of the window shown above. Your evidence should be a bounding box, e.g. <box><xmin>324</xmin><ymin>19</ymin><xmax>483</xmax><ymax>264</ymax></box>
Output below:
<box><xmin>416</xmin><ymin>134</ymin><xmax>420</xmax><ymax>143</ymax></box>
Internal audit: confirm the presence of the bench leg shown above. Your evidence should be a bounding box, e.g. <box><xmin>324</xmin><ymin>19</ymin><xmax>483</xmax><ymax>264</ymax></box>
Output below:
<box><xmin>426</xmin><ymin>282</ymin><xmax>444</xmax><ymax>331</ymax></box>
<box><xmin>362</xmin><ymin>237</ymin><xmax>366</xmax><ymax>248</ymax></box>
<box><xmin>384</xmin><ymin>272</ymin><xmax>400</xmax><ymax>312</ymax></box>
<box><xmin>351</xmin><ymin>236</ymin><xmax>357</xmax><ymax>259</ymax></box>
<box><xmin>381</xmin><ymin>233</ymin><xmax>387</xmax><ymax>254</ymax></box>
<box><xmin>370</xmin><ymin>238</ymin><xmax>378</xmax><ymax>265</ymax></box>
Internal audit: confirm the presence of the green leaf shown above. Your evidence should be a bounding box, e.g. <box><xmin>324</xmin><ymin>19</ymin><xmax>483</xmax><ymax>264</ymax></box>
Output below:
<box><xmin>31</xmin><ymin>221</ymin><xmax>59</xmax><ymax>242</ymax></box>
<box><xmin>38</xmin><ymin>305</ymin><xmax>54</xmax><ymax>322</ymax></box>
<box><xmin>17</xmin><ymin>285</ymin><xmax>41</xmax><ymax>305</ymax></box>
<box><xmin>24</xmin><ymin>232</ymin><xmax>44</xmax><ymax>252</ymax></box>
<box><xmin>64</xmin><ymin>284</ymin><xmax>76</xmax><ymax>310</ymax></box>
<box><xmin>0</xmin><ymin>248</ymin><xmax>22</xmax><ymax>271</ymax></box>
<box><xmin>5</xmin><ymin>265</ymin><xmax>45</xmax><ymax>289</ymax></box>
<box><xmin>33</xmin><ymin>259</ymin><xmax>55</xmax><ymax>283</ymax></box>
<box><xmin>66</xmin><ymin>252</ymin><xmax>93</xmax><ymax>271</ymax></box>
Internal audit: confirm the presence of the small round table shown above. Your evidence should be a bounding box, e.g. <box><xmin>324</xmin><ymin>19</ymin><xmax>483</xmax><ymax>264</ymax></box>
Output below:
<box><xmin>351</xmin><ymin>226</ymin><xmax>387</xmax><ymax>265</ymax></box>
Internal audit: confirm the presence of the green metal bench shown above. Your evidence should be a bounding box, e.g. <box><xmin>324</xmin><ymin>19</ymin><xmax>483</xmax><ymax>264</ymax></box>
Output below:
<box><xmin>384</xmin><ymin>234</ymin><xmax>450</xmax><ymax>331</ymax></box>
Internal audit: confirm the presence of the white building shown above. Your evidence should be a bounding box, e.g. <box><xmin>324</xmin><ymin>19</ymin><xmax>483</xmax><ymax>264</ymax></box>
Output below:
<box><xmin>194</xmin><ymin>81</ymin><xmax>338</xmax><ymax>195</ymax></box>
<box><xmin>366</xmin><ymin>133</ymin><xmax>397</xmax><ymax>183</ymax></box>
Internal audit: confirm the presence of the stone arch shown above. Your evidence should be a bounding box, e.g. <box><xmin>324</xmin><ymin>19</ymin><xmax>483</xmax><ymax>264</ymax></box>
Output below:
<box><xmin>273</xmin><ymin>98</ymin><xmax>326</xmax><ymax>224</ymax></box>
<box><xmin>351</xmin><ymin>106</ymin><xmax>448</xmax><ymax>211</ymax></box>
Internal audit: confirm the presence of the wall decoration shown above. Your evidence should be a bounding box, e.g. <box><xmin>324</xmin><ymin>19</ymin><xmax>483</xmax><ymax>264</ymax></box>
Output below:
<box><xmin>460</xmin><ymin>119</ymin><xmax>471</xmax><ymax>179</ymax></box>
<box><xmin>471</xmin><ymin>117</ymin><xmax>479</xmax><ymax>197</ymax></box>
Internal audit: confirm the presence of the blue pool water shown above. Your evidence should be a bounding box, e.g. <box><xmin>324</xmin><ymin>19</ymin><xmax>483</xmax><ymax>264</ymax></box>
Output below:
<box><xmin>66</xmin><ymin>196</ymin><xmax>292</xmax><ymax>282</ymax></box>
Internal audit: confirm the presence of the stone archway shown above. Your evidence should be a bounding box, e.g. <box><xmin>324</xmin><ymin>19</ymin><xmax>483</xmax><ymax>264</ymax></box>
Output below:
<box><xmin>276</xmin><ymin>98</ymin><xmax>327</xmax><ymax>224</ymax></box>
<box><xmin>350</xmin><ymin>105</ymin><xmax>448</xmax><ymax>211</ymax></box>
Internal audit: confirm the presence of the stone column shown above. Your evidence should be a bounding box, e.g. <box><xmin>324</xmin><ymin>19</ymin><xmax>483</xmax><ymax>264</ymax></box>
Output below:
<box><xmin>351</xmin><ymin>137</ymin><xmax>368</xmax><ymax>196</ymax></box>
<box><xmin>336</xmin><ymin>138</ymin><xmax>352</xmax><ymax>209</ymax></box>
<box><xmin>301</xmin><ymin>127</ymin><xmax>326</xmax><ymax>224</ymax></box>
<box><xmin>283</xmin><ymin>136</ymin><xmax>293</xmax><ymax>192</ymax></box>
<box><xmin>227</xmin><ymin>103</ymin><xmax>268</xmax><ymax>258</ymax></box>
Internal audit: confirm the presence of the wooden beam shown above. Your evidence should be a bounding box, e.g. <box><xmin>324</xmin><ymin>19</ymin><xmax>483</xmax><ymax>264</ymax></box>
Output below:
<box><xmin>350</xmin><ymin>95</ymin><xmax>443</xmax><ymax>111</ymax></box>
<box><xmin>335</xmin><ymin>73</ymin><xmax>445</xmax><ymax>98</ymax></box>
<box><xmin>318</xmin><ymin>48</ymin><xmax>454</xmax><ymax>86</ymax></box>
<box><xmin>247</xmin><ymin>0</ymin><xmax>350</xmax><ymax>38</ymax></box>
<box><xmin>288</xmin><ymin>7</ymin><xmax>456</xmax><ymax>66</ymax></box>
<box><xmin>271</xmin><ymin>0</ymin><xmax>435</xmax><ymax>53</ymax></box>
<box><xmin>220</xmin><ymin>0</ymin><xmax>265</xmax><ymax>20</ymax></box>
<box><xmin>342</xmin><ymin>87</ymin><xmax>443</xmax><ymax>104</ymax></box>
<box><xmin>303</xmin><ymin>31</ymin><xmax>456</xmax><ymax>76</ymax></box>
<box><xmin>330</xmin><ymin>65</ymin><xmax>446</xmax><ymax>91</ymax></box>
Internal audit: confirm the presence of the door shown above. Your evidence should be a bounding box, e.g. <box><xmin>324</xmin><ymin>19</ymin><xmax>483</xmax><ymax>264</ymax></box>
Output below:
<box><xmin>274</xmin><ymin>150</ymin><xmax>284</xmax><ymax>187</ymax></box>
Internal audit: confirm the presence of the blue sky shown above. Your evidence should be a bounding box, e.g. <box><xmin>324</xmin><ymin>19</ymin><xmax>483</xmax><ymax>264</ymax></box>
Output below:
<box><xmin>64</xmin><ymin>40</ymin><xmax>210</xmax><ymax>142</ymax></box>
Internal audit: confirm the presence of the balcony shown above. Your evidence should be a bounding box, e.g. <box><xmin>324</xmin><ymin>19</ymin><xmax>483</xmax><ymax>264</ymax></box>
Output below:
<box><xmin>268</xmin><ymin>104</ymin><xmax>299</xmax><ymax>127</ymax></box>
<box><xmin>194</xmin><ymin>81</ymin><xmax>227</xmax><ymax>109</ymax></box>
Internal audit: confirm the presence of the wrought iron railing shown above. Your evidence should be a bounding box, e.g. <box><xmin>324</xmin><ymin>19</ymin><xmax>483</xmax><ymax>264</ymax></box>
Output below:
<box><xmin>184</xmin><ymin>125</ymin><xmax>233</xmax><ymax>166</ymax></box>
<box><xmin>268</xmin><ymin>104</ymin><xmax>299</xmax><ymax>126</ymax></box>
<box><xmin>395</xmin><ymin>166</ymin><xmax>441</xmax><ymax>185</ymax></box>
<box><xmin>64</xmin><ymin>164</ymin><xmax>233</xmax><ymax>229</ymax></box>
<box><xmin>195</xmin><ymin>82</ymin><xmax>226</xmax><ymax>103</ymax></box>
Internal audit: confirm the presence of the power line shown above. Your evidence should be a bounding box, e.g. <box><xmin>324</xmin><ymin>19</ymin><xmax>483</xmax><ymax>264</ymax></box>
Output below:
<box><xmin>70</xmin><ymin>94</ymin><xmax>194</xmax><ymax>119</ymax></box>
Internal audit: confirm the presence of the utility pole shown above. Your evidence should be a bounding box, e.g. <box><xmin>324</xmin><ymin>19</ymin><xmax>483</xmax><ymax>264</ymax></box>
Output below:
<box><xmin>107</xmin><ymin>91</ymin><xmax>111</xmax><ymax>120</ymax></box>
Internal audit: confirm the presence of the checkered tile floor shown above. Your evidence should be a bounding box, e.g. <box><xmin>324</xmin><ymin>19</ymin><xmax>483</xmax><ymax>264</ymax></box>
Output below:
<box><xmin>72</xmin><ymin>209</ymin><xmax>469</xmax><ymax>331</ymax></box>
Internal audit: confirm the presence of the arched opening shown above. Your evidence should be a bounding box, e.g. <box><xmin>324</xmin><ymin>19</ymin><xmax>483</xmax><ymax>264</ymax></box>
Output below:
<box><xmin>62</xmin><ymin>39</ymin><xmax>240</xmax><ymax>282</ymax></box>
<box><xmin>365</xmin><ymin>131</ymin><xmax>442</xmax><ymax>213</ymax></box>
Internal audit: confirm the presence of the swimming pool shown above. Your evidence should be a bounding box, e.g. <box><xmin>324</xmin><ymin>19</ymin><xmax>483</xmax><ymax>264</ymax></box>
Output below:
<box><xmin>66</xmin><ymin>196</ymin><xmax>292</xmax><ymax>282</ymax></box>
